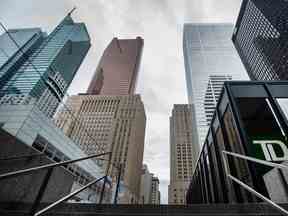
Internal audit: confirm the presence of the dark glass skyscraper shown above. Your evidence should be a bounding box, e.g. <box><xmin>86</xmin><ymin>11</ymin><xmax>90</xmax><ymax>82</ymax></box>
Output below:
<box><xmin>87</xmin><ymin>37</ymin><xmax>143</xmax><ymax>95</ymax></box>
<box><xmin>0</xmin><ymin>15</ymin><xmax>91</xmax><ymax>117</ymax></box>
<box><xmin>232</xmin><ymin>0</ymin><xmax>288</xmax><ymax>80</ymax></box>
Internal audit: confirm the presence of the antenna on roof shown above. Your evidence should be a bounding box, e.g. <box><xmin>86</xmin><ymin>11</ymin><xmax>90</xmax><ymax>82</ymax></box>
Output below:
<box><xmin>68</xmin><ymin>7</ymin><xmax>77</xmax><ymax>16</ymax></box>
<box><xmin>115</xmin><ymin>38</ymin><xmax>122</xmax><ymax>53</ymax></box>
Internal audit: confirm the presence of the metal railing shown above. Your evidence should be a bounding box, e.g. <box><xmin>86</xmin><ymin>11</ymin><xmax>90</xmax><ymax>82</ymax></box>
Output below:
<box><xmin>222</xmin><ymin>150</ymin><xmax>288</xmax><ymax>215</ymax></box>
<box><xmin>0</xmin><ymin>152</ymin><xmax>110</xmax><ymax>180</ymax></box>
<box><xmin>0</xmin><ymin>151</ymin><xmax>123</xmax><ymax>216</ymax></box>
<box><xmin>35</xmin><ymin>176</ymin><xmax>106</xmax><ymax>216</ymax></box>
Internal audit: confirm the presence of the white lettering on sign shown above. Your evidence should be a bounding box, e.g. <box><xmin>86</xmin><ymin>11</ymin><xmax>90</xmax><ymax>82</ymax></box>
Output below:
<box><xmin>253</xmin><ymin>140</ymin><xmax>288</xmax><ymax>161</ymax></box>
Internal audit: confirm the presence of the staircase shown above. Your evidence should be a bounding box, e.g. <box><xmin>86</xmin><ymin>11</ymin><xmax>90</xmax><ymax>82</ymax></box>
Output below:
<box><xmin>1</xmin><ymin>150</ymin><xmax>288</xmax><ymax>216</ymax></box>
<box><xmin>0</xmin><ymin>202</ymin><xmax>287</xmax><ymax>216</ymax></box>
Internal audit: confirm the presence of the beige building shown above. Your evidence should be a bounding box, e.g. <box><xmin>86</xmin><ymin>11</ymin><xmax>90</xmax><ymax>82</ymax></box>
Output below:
<box><xmin>151</xmin><ymin>176</ymin><xmax>161</xmax><ymax>204</ymax></box>
<box><xmin>140</xmin><ymin>164</ymin><xmax>161</xmax><ymax>204</ymax></box>
<box><xmin>168</xmin><ymin>104</ymin><xmax>198</xmax><ymax>205</ymax></box>
<box><xmin>55</xmin><ymin>94</ymin><xmax>146</xmax><ymax>203</ymax></box>
<box><xmin>140</xmin><ymin>164</ymin><xmax>153</xmax><ymax>204</ymax></box>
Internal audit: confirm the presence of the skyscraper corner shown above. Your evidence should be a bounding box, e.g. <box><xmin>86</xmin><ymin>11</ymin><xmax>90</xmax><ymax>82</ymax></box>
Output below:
<box><xmin>232</xmin><ymin>0</ymin><xmax>288</xmax><ymax>80</ymax></box>
<box><xmin>0</xmin><ymin>14</ymin><xmax>91</xmax><ymax>118</ymax></box>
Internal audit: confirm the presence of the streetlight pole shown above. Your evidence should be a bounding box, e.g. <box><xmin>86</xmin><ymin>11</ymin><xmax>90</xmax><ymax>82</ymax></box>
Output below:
<box><xmin>113</xmin><ymin>163</ymin><xmax>122</xmax><ymax>204</ymax></box>
<box><xmin>99</xmin><ymin>153</ymin><xmax>112</xmax><ymax>204</ymax></box>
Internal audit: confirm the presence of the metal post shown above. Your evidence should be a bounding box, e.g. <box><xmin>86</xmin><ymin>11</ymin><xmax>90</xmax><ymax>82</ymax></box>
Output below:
<box><xmin>99</xmin><ymin>176</ymin><xmax>107</xmax><ymax>204</ymax></box>
<box><xmin>30</xmin><ymin>168</ymin><xmax>53</xmax><ymax>216</ymax></box>
<box><xmin>114</xmin><ymin>163</ymin><xmax>122</xmax><ymax>205</ymax></box>
<box><xmin>99</xmin><ymin>152</ymin><xmax>112</xmax><ymax>204</ymax></box>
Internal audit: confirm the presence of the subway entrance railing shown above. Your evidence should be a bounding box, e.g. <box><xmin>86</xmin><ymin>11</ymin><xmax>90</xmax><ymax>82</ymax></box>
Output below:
<box><xmin>222</xmin><ymin>150</ymin><xmax>288</xmax><ymax>216</ymax></box>
<box><xmin>0</xmin><ymin>151</ymin><xmax>123</xmax><ymax>216</ymax></box>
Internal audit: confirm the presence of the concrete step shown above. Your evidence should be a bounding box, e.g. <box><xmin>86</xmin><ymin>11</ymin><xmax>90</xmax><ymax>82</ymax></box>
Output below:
<box><xmin>0</xmin><ymin>202</ymin><xmax>286</xmax><ymax>216</ymax></box>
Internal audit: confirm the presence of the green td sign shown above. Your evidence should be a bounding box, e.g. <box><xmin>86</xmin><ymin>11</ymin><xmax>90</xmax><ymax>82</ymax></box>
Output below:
<box><xmin>253</xmin><ymin>140</ymin><xmax>288</xmax><ymax>162</ymax></box>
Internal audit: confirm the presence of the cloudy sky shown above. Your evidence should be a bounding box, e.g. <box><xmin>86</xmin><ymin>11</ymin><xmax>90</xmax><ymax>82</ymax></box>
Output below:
<box><xmin>1</xmin><ymin>0</ymin><xmax>243</xmax><ymax>203</ymax></box>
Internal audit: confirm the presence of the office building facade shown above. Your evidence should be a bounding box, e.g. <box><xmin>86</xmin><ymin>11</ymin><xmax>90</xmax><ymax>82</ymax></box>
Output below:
<box><xmin>204</xmin><ymin>75</ymin><xmax>232</xmax><ymax>126</ymax></box>
<box><xmin>186</xmin><ymin>81</ymin><xmax>288</xmax><ymax>204</ymax></box>
<box><xmin>55</xmin><ymin>94</ymin><xmax>146</xmax><ymax>204</ymax></box>
<box><xmin>151</xmin><ymin>177</ymin><xmax>161</xmax><ymax>205</ymax></box>
<box><xmin>0</xmin><ymin>103</ymin><xmax>111</xmax><ymax>203</ymax></box>
<box><xmin>0</xmin><ymin>28</ymin><xmax>45</xmax><ymax>74</ymax></box>
<box><xmin>140</xmin><ymin>165</ymin><xmax>161</xmax><ymax>204</ymax></box>
<box><xmin>233</xmin><ymin>0</ymin><xmax>288</xmax><ymax>80</ymax></box>
<box><xmin>168</xmin><ymin>104</ymin><xmax>198</xmax><ymax>205</ymax></box>
<box><xmin>183</xmin><ymin>23</ymin><xmax>248</xmax><ymax>147</ymax></box>
<box><xmin>140</xmin><ymin>164</ymin><xmax>153</xmax><ymax>204</ymax></box>
<box><xmin>0</xmin><ymin>15</ymin><xmax>90</xmax><ymax>117</ymax></box>
<box><xmin>87</xmin><ymin>37</ymin><xmax>143</xmax><ymax>95</ymax></box>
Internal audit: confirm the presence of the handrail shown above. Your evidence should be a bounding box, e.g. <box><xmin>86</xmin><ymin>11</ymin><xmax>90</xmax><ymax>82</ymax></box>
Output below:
<box><xmin>222</xmin><ymin>150</ymin><xmax>288</xmax><ymax>216</ymax></box>
<box><xmin>0</xmin><ymin>152</ymin><xmax>111</xmax><ymax>180</ymax></box>
<box><xmin>34</xmin><ymin>176</ymin><xmax>106</xmax><ymax>216</ymax></box>
<box><xmin>222</xmin><ymin>150</ymin><xmax>288</xmax><ymax>170</ymax></box>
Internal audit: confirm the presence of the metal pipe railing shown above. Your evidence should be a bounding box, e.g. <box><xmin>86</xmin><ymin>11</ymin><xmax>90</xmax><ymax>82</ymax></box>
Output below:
<box><xmin>0</xmin><ymin>152</ymin><xmax>111</xmax><ymax>180</ymax></box>
<box><xmin>0</xmin><ymin>151</ymin><xmax>112</xmax><ymax>215</ymax></box>
<box><xmin>222</xmin><ymin>150</ymin><xmax>288</xmax><ymax>216</ymax></box>
<box><xmin>222</xmin><ymin>150</ymin><xmax>288</xmax><ymax>170</ymax></box>
<box><xmin>34</xmin><ymin>176</ymin><xmax>106</xmax><ymax>216</ymax></box>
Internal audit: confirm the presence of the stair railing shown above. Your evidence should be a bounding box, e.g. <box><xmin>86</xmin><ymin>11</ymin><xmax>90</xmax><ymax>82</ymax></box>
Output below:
<box><xmin>222</xmin><ymin>150</ymin><xmax>288</xmax><ymax>215</ymax></box>
<box><xmin>34</xmin><ymin>176</ymin><xmax>106</xmax><ymax>216</ymax></box>
<box><xmin>0</xmin><ymin>151</ymin><xmax>111</xmax><ymax>216</ymax></box>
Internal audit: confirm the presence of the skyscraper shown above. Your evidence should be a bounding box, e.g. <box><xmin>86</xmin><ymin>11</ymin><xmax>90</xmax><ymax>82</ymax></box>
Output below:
<box><xmin>0</xmin><ymin>14</ymin><xmax>91</xmax><ymax>117</ymax></box>
<box><xmin>151</xmin><ymin>177</ymin><xmax>161</xmax><ymax>205</ymax></box>
<box><xmin>183</xmin><ymin>23</ymin><xmax>248</xmax><ymax>146</ymax></box>
<box><xmin>87</xmin><ymin>37</ymin><xmax>143</xmax><ymax>95</ymax></box>
<box><xmin>0</xmin><ymin>28</ymin><xmax>46</xmax><ymax>101</ymax></box>
<box><xmin>140</xmin><ymin>164</ymin><xmax>153</xmax><ymax>204</ymax></box>
<box><xmin>204</xmin><ymin>75</ymin><xmax>232</xmax><ymax>125</ymax></box>
<box><xmin>140</xmin><ymin>164</ymin><xmax>161</xmax><ymax>204</ymax></box>
<box><xmin>232</xmin><ymin>0</ymin><xmax>288</xmax><ymax>80</ymax></box>
<box><xmin>168</xmin><ymin>104</ymin><xmax>197</xmax><ymax>205</ymax></box>
<box><xmin>0</xmin><ymin>28</ymin><xmax>45</xmax><ymax>70</ymax></box>
<box><xmin>55</xmin><ymin>94</ymin><xmax>146</xmax><ymax>203</ymax></box>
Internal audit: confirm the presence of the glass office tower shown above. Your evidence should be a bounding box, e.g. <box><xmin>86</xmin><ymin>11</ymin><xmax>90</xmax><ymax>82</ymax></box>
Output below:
<box><xmin>0</xmin><ymin>15</ymin><xmax>91</xmax><ymax>117</ymax></box>
<box><xmin>183</xmin><ymin>23</ymin><xmax>248</xmax><ymax>147</ymax></box>
<box><xmin>0</xmin><ymin>28</ymin><xmax>46</xmax><ymax>94</ymax></box>
<box><xmin>0</xmin><ymin>28</ymin><xmax>45</xmax><ymax>69</ymax></box>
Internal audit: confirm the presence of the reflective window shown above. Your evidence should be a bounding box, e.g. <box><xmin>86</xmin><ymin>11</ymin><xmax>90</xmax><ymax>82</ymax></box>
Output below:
<box><xmin>277</xmin><ymin>98</ymin><xmax>288</xmax><ymax>122</ymax></box>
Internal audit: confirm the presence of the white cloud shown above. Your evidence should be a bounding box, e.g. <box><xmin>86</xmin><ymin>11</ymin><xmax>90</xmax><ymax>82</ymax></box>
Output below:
<box><xmin>0</xmin><ymin>0</ymin><xmax>243</xmax><ymax>203</ymax></box>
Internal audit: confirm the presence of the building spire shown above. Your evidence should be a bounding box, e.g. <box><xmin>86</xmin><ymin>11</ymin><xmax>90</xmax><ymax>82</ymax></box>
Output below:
<box><xmin>67</xmin><ymin>7</ymin><xmax>77</xmax><ymax>17</ymax></box>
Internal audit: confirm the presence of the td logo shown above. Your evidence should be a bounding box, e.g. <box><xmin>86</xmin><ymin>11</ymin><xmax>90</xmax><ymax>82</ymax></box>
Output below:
<box><xmin>253</xmin><ymin>140</ymin><xmax>288</xmax><ymax>162</ymax></box>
